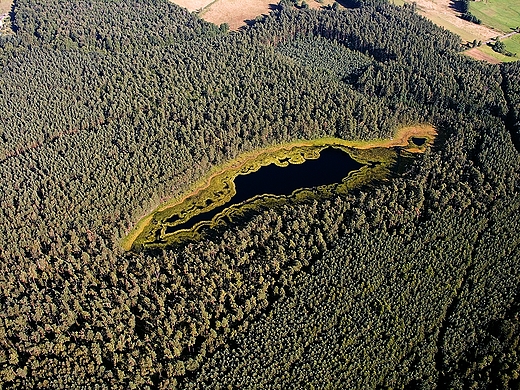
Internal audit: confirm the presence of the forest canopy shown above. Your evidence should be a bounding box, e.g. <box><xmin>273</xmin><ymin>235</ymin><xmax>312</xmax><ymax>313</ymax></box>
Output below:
<box><xmin>0</xmin><ymin>0</ymin><xmax>519</xmax><ymax>388</ymax></box>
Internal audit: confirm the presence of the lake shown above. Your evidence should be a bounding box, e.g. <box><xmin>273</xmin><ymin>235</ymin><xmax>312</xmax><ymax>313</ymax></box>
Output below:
<box><xmin>165</xmin><ymin>147</ymin><xmax>364</xmax><ymax>234</ymax></box>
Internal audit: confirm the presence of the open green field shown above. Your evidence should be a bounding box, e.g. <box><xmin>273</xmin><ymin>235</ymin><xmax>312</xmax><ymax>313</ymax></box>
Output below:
<box><xmin>476</xmin><ymin>42</ymin><xmax>519</xmax><ymax>62</ymax></box>
<box><xmin>503</xmin><ymin>32</ymin><xmax>520</xmax><ymax>54</ymax></box>
<box><xmin>470</xmin><ymin>0</ymin><xmax>520</xmax><ymax>33</ymax></box>
<box><xmin>470</xmin><ymin>34</ymin><xmax>520</xmax><ymax>63</ymax></box>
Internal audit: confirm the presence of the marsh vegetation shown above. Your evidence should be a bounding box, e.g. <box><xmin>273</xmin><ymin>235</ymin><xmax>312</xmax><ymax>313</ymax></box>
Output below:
<box><xmin>128</xmin><ymin>126</ymin><xmax>435</xmax><ymax>250</ymax></box>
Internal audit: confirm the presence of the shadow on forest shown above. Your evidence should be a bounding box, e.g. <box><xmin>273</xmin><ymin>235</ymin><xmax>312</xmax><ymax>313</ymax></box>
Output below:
<box><xmin>335</xmin><ymin>0</ymin><xmax>362</xmax><ymax>8</ymax></box>
<box><xmin>241</xmin><ymin>4</ymin><xmax>280</xmax><ymax>28</ymax></box>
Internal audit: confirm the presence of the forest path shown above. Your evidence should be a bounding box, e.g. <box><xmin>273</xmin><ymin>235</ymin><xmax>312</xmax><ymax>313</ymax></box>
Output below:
<box><xmin>485</xmin><ymin>30</ymin><xmax>519</xmax><ymax>44</ymax></box>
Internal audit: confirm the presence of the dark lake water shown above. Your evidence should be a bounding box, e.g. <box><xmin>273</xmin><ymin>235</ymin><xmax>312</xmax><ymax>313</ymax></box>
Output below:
<box><xmin>412</xmin><ymin>137</ymin><xmax>426</xmax><ymax>146</ymax></box>
<box><xmin>165</xmin><ymin>147</ymin><xmax>363</xmax><ymax>234</ymax></box>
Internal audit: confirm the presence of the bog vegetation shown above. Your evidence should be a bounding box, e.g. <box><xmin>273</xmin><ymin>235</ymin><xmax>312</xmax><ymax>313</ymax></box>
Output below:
<box><xmin>0</xmin><ymin>0</ymin><xmax>519</xmax><ymax>389</ymax></box>
<box><xmin>127</xmin><ymin>125</ymin><xmax>435</xmax><ymax>251</ymax></box>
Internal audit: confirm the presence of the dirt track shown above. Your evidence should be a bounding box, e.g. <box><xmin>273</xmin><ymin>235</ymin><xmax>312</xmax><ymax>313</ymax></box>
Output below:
<box><xmin>464</xmin><ymin>47</ymin><xmax>502</xmax><ymax>64</ymax></box>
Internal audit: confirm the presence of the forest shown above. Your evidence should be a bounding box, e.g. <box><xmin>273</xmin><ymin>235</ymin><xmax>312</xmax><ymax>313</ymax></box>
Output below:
<box><xmin>0</xmin><ymin>0</ymin><xmax>518</xmax><ymax>388</ymax></box>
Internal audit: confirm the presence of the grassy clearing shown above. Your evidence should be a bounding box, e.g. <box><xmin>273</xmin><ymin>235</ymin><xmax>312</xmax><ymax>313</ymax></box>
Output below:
<box><xmin>170</xmin><ymin>0</ymin><xmax>276</xmax><ymax>30</ymax></box>
<box><xmin>408</xmin><ymin>0</ymin><xmax>498</xmax><ymax>43</ymax></box>
<box><xmin>502</xmin><ymin>33</ymin><xmax>520</xmax><ymax>56</ymax></box>
<box><xmin>470</xmin><ymin>0</ymin><xmax>520</xmax><ymax>33</ymax></box>
<box><xmin>122</xmin><ymin>125</ymin><xmax>436</xmax><ymax>251</ymax></box>
<box><xmin>464</xmin><ymin>47</ymin><xmax>503</xmax><ymax>63</ymax></box>
<box><xmin>473</xmin><ymin>45</ymin><xmax>518</xmax><ymax>62</ymax></box>
<box><xmin>199</xmin><ymin>0</ymin><xmax>272</xmax><ymax>30</ymax></box>
<box><xmin>465</xmin><ymin>36</ymin><xmax>520</xmax><ymax>64</ymax></box>
<box><xmin>170</xmin><ymin>0</ymin><xmax>338</xmax><ymax>30</ymax></box>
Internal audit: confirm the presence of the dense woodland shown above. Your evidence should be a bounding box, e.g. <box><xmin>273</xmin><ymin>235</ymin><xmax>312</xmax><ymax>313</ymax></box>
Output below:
<box><xmin>0</xmin><ymin>0</ymin><xmax>519</xmax><ymax>388</ymax></box>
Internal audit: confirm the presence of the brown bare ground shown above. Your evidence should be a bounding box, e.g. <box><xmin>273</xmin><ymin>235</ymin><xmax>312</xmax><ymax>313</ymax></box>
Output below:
<box><xmin>412</xmin><ymin>0</ymin><xmax>500</xmax><ymax>43</ymax></box>
<box><xmin>0</xmin><ymin>0</ymin><xmax>12</xmax><ymax>14</ymax></box>
<box><xmin>464</xmin><ymin>47</ymin><xmax>501</xmax><ymax>64</ymax></box>
<box><xmin>170</xmin><ymin>0</ymin><xmax>338</xmax><ymax>30</ymax></box>
<box><xmin>171</xmin><ymin>0</ymin><xmax>496</xmax><ymax>40</ymax></box>
<box><xmin>200</xmin><ymin>0</ymin><xmax>276</xmax><ymax>30</ymax></box>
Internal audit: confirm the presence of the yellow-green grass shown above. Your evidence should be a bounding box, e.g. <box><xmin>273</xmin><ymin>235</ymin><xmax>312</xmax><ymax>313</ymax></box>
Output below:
<box><xmin>137</xmin><ymin>162</ymin><xmax>391</xmax><ymax>250</ymax></box>
<box><xmin>503</xmin><ymin>33</ymin><xmax>520</xmax><ymax>56</ymax></box>
<box><xmin>480</xmin><ymin>40</ymin><xmax>519</xmax><ymax>62</ymax></box>
<box><xmin>419</xmin><ymin>12</ymin><xmax>486</xmax><ymax>43</ymax></box>
<box><xmin>463</xmin><ymin>47</ymin><xmax>501</xmax><ymax>63</ymax></box>
<box><xmin>133</xmin><ymin>147</ymin><xmax>393</xmax><ymax>250</ymax></box>
<box><xmin>470</xmin><ymin>0</ymin><xmax>520</xmax><ymax>33</ymax></box>
<box><xmin>122</xmin><ymin>124</ymin><xmax>436</xmax><ymax>251</ymax></box>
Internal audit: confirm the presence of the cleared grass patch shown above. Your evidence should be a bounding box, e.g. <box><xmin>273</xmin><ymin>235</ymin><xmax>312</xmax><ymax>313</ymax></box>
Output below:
<box><xmin>200</xmin><ymin>0</ymin><xmax>275</xmax><ymax>30</ymax></box>
<box><xmin>475</xmin><ymin>44</ymin><xmax>518</xmax><ymax>62</ymax></box>
<box><xmin>465</xmin><ymin>35</ymin><xmax>520</xmax><ymax>64</ymax></box>
<box><xmin>502</xmin><ymin>33</ymin><xmax>520</xmax><ymax>55</ymax></box>
<box><xmin>470</xmin><ymin>0</ymin><xmax>520</xmax><ymax>33</ymax></box>
<box><xmin>170</xmin><ymin>0</ymin><xmax>338</xmax><ymax>30</ymax></box>
<box><xmin>464</xmin><ymin>47</ymin><xmax>503</xmax><ymax>63</ymax></box>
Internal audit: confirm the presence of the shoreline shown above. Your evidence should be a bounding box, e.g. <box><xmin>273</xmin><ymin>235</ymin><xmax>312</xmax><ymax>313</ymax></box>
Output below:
<box><xmin>122</xmin><ymin>124</ymin><xmax>436</xmax><ymax>251</ymax></box>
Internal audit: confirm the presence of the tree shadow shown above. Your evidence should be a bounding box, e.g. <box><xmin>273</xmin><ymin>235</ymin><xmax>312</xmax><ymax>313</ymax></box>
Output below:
<box><xmin>240</xmin><ymin>4</ymin><xmax>280</xmax><ymax>30</ymax></box>
<box><xmin>333</xmin><ymin>0</ymin><xmax>364</xmax><ymax>9</ymax></box>
<box><xmin>449</xmin><ymin>0</ymin><xmax>465</xmax><ymax>13</ymax></box>
<box><xmin>240</xmin><ymin>19</ymin><xmax>259</xmax><ymax>29</ymax></box>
